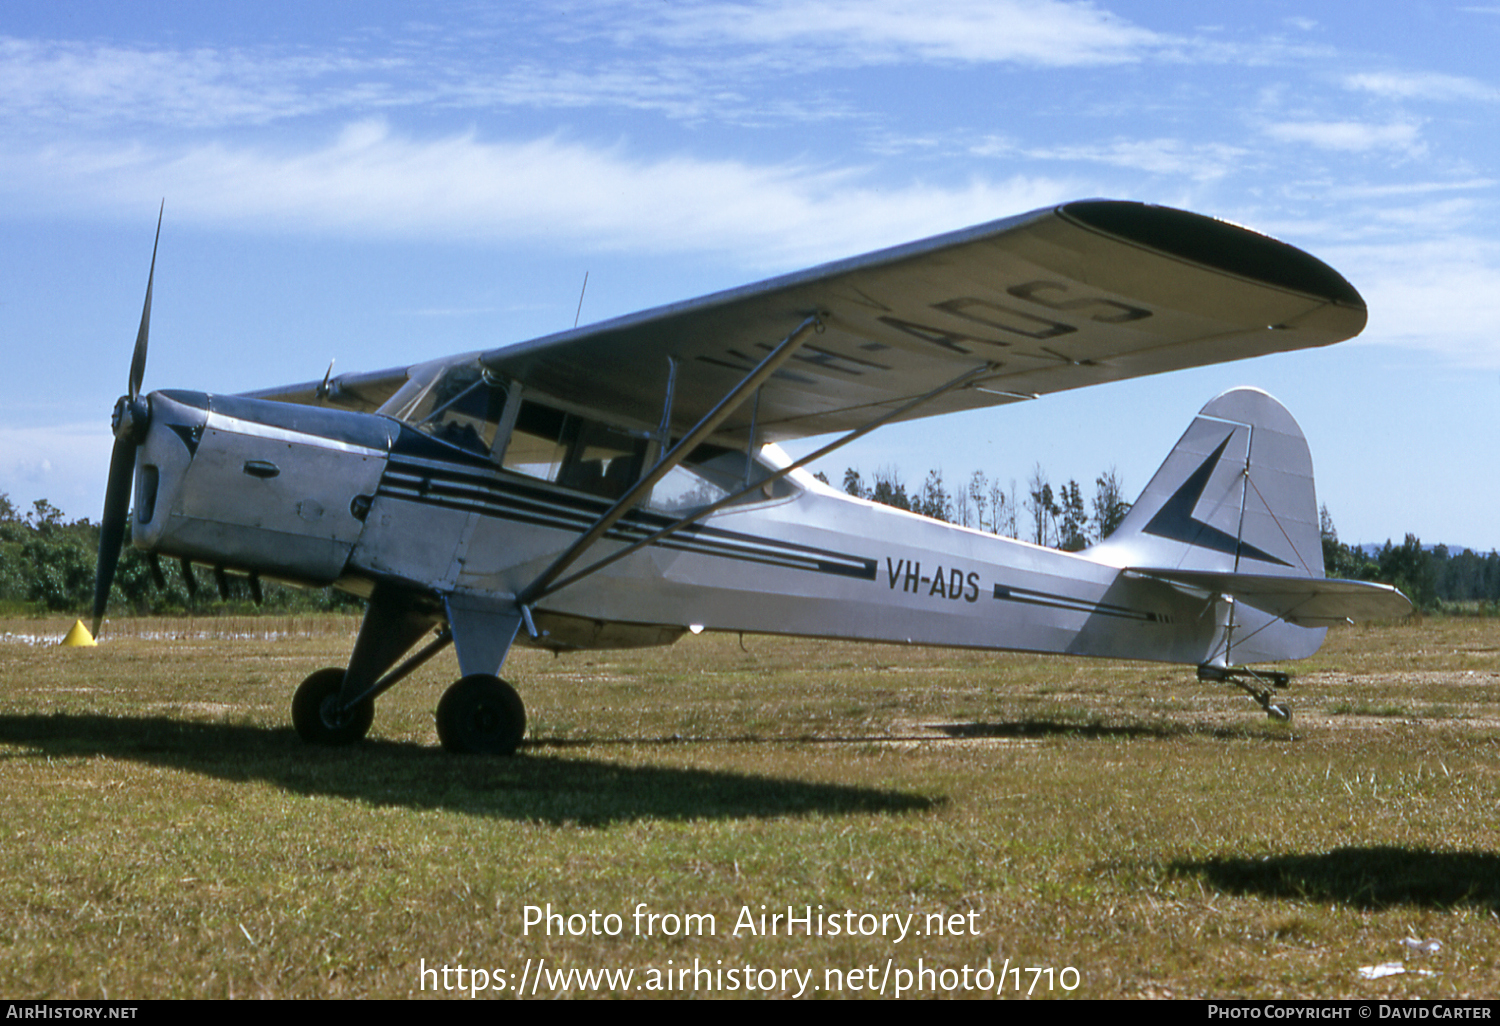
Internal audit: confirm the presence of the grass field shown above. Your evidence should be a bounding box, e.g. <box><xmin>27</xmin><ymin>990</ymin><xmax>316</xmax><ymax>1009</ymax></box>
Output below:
<box><xmin>2</xmin><ymin>614</ymin><xmax>1497</xmax><ymax>999</ymax></box>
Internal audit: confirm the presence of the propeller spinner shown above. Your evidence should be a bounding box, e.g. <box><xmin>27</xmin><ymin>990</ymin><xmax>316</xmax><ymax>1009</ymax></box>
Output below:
<box><xmin>91</xmin><ymin>203</ymin><xmax>162</xmax><ymax>638</ymax></box>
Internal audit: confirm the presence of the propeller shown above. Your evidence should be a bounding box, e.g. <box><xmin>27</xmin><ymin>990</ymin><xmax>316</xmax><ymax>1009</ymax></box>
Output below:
<box><xmin>91</xmin><ymin>202</ymin><xmax>162</xmax><ymax>638</ymax></box>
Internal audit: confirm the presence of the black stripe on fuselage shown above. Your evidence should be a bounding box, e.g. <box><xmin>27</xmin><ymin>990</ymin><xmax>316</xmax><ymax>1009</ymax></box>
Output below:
<box><xmin>992</xmin><ymin>583</ymin><xmax>1166</xmax><ymax>623</ymax></box>
<box><xmin>376</xmin><ymin>456</ymin><xmax>878</xmax><ymax>581</ymax></box>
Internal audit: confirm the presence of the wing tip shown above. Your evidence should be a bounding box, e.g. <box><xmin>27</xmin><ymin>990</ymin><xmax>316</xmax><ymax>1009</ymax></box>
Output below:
<box><xmin>1058</xmin><ymin>200</ymin><xmax>1365</xmax><ymax>311</ymax></box>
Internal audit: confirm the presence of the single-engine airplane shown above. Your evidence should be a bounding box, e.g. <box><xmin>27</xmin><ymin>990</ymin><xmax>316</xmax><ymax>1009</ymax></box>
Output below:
<box><xmin>91</xmin><ymin>200</ymin><xmax>1411</xmax><ymax>754</ymax></box>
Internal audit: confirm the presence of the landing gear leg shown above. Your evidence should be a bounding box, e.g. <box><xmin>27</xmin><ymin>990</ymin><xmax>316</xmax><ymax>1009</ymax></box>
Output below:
<box><xmin>1198</xmin><ymin>664</ymin><xmax>1293</xmax><ymax>723</ymax></box>
<box><xmin>289</xmin><ymin>587</ymin><xmax>447</xmax><ymax>748</ymax></box>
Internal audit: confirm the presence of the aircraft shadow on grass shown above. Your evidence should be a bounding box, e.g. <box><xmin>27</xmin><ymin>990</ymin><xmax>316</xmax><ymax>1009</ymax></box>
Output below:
<box><xmin>922</xmin><ymin>719</ymin><xmax>1276</xmax><ymax>741</ymax></box>
<box><xmin>1172</xmin><ymin>848</ymin><xmax>1500</xmax><ymax>911</ymax></box>
<box><xmin>0</xmin><ymin>712</ymin><xmax>937</xmax><ymax>827</ymax></box>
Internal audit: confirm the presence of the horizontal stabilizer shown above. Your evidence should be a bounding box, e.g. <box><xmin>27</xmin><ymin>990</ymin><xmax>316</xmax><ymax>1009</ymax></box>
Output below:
<box><xmin>1125</xmin><ymin>568</ymin><xmax>1413</xmax><ymax>626</ymax></box>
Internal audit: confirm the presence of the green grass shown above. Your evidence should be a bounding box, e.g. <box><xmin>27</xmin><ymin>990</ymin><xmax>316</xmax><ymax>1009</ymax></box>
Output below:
<box><xmin>2</xmin><ymin>615</ymin><xmax>1499</xmax><ymax>998</ymax></box>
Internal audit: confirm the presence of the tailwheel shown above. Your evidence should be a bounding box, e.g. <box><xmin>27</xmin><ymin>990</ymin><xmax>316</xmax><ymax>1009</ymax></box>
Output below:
<box><xmin>292</xmin><ymin>667</ymin><xmax>375</xmax><ymax>746</ymax></box>
<box><xmin>1198</xmin><ymin>664</ymin><xmax>1293</xmax><ymax>723</ymax></box>
<box><xmin>436</xmin><ymin>674</ymin><xmax>526</xmax><ymax>755</ymax></box>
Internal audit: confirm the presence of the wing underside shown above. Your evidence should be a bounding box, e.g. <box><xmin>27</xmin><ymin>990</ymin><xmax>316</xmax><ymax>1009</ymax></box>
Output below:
<box><xmin>480</xmin><ymin>200</ymin><xmax>1365</xmax><ymax>442</ymax></box>
<box><xmin>245</xmin><ymin>200</ymin><xmax>1366</xmax><ymax>443</ymax></box>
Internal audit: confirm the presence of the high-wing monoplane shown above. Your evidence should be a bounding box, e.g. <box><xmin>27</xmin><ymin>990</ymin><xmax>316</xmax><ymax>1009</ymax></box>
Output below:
<box><xmin>91</xmin><ymin>200</ymin><xmax>1411</xmax><ymax>753</ymax></box>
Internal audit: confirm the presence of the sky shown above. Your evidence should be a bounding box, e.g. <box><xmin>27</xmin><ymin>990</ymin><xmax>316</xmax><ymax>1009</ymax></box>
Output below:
<box><xmin>2</xmin><ymin>0</ymin><xmax>1497</xmax><ymax>549</ymax></box>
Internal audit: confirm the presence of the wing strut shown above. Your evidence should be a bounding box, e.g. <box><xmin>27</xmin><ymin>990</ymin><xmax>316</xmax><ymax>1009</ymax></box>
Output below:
<box><xmin>516</xmin><ymin>315</ymin><xmax>823</xmax><ymax>606</ymax></box>
<box><xmin>526</xmin><ymin>360</ymin><xmax>1000</xmax><ymax>604</ymax></box>
<box><xmin>655</xmin><ymin>356</ymin><xmax>678</xmax><ymax>457</ymax></box>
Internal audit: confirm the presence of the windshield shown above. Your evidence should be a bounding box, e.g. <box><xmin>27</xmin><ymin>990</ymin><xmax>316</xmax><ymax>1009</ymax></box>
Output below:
<box><xmin>382</xmin><ymin>363</ymin><xmax>508</xmax><ymax>456</ymax></box>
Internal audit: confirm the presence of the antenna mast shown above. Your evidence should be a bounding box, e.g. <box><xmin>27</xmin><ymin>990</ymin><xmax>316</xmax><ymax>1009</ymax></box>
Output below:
<box><xmin>573</xmin><ymin>271</ymin><xmax>589</xmax><ymax>328</ymax></box>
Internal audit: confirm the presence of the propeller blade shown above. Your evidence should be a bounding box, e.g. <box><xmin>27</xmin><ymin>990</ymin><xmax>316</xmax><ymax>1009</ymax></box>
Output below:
<box><xmin>94</xmin><ymin>204</ymin><xmax>165</xmax><ymax>637</ymax></box>
<box><xmin>128</xmin><ymin>201</ymin><xmax>163</xmax><ymax>401</ymax></box>
<box><xmin>179</xmin><ymin>558</ymin><xmax>198</xmax><ymax>597</ymax></box>
<box><xmin>91</xmin><ymin>435</ymin><xmax>138</xmax><ymax>638</ymax></box>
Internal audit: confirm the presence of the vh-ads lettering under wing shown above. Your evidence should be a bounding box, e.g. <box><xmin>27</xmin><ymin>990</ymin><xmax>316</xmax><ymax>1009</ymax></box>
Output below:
<box><xmin>253</xmin><ymin>200</ymin><xmax>1366</xmax><ymax>444</ymax></box>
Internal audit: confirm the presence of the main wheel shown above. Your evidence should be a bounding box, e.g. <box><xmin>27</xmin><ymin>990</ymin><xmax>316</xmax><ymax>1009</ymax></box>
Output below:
<box><xmin>436</xmin><ymin>674</ymin><xmax>526</xmax><ymax>755</ymax></box>
<box><xmin>292</xmin><ymin>667</ymin><xmax>375</xmax><ymax>746</ymax></box>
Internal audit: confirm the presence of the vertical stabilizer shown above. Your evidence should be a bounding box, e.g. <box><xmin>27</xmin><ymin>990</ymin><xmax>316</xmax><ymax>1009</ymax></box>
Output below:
<box><xmin>1089</xmin><ymin>387</ymin><xmax>1323</xmax><ymax>578</ymax></box>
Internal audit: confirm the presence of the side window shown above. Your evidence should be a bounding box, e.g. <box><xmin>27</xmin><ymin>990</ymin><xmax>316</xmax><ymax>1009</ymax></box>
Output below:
<box><xmin>490</xmin><ymin>399</ymin><xmax>797</xmax><ymax>511</ymax></box>
<box><xmin>500</xmin><ymin>401</ymin><xmax>569</xmax><ymax>481</ymax></box>
<box><xmin>644</xmin><ymin>443</ymin><xmax>793</xmax><ymax>515</ymax></box>
<box><xmin>648</xmin><ymin>463</ymin><xmax>731</xmax><ymax>515</ymax></box>
<box><xmin>501</xmin><ymin>401</ymin><xmax>648</xmax><ymax>501</ymax></box>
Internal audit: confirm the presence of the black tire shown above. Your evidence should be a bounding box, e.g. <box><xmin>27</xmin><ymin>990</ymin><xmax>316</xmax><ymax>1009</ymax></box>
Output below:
<box><xmin>436</xmin><ymin>674</ymin><xmax>526</xmax><ymax>755</ymax></box>
<box><xmin>292</xmin><ymin>667</ymin><xmax>374</xmax><ymax>746</ymax></box>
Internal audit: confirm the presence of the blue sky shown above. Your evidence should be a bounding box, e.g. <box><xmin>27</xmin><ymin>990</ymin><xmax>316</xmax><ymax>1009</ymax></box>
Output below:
<box><xmin>3</xmin><ymin>1</ymin><xmax>1498</xmax><ymax>549</ymax></box>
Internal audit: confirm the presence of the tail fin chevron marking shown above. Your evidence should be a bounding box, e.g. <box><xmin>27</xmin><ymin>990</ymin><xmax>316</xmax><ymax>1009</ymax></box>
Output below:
<box><xmin>1141</xmin><ymin>432</ymin><xmax>1291</xmax><ymax>568</ymax></box>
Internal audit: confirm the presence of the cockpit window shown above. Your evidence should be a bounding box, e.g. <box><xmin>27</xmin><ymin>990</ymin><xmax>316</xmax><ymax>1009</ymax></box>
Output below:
<box><xmin>502</xmin><ymin>400</ymin><xmax>648</xmax><ymax>501</ymax></box>
<box><xmin>498</xmin><ymin>402</ymin><xmax>792</xmax><ymax>510</ymax></box>
<box><xmin>645</xmin><ymin>442</ymin><xmax>793</xmax><ymax>515</ymax></box>
<box><xmin>385</xmin><ymin>363</ymin><xmax>508</xmax><ymax>455</ymax></box>
<box><xmin>378</xmin><ymin>363</ymin><xmax>443</xmax><ymax>421</ymax></box>
<box><xmin>382</xmin><ymin>370</ymin><xmax>796</xmax><ymax>511</ymax></box>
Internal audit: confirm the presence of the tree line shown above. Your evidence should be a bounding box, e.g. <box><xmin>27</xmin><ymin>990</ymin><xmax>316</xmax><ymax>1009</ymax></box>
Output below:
<box><xmin>1320</xmin><ymin>509</ymin><xmax>1500</xmax><ymax>615</ymax></box>
<box><xmin>3</xmin><ymin>480</ymin><xmax>1498</xmax><ymax>617</ymax></box>
<box><xmin>827</xmin><ymin>464</ymin><xmax>1130</xmax><ymax>551</ymax></box>
<box><xmin>0</xmin><ymin>493</ymin><xmax>361</xmax><ymax>618</ymax></box>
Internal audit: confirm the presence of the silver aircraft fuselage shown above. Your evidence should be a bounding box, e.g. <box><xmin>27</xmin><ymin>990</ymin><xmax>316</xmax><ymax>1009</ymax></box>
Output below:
<box><xmin>130</xmin><ymin>386</ymin><xmax>1314</xmax><ymax>674</ymax></box>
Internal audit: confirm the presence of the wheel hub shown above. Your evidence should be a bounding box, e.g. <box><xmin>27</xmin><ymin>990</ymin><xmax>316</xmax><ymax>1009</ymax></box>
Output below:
<box><xmin>320</xmin><ymin>694</ymin><xmax>354</xmax><ymax>729</ymax></box>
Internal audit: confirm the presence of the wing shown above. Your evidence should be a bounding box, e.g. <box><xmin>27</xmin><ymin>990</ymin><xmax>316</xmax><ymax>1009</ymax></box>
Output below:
<box><xmin>241</xmin><ymin>364</ymin><xmax>418</xmax><ymax>413</ymax></box>
<box><xmin>479</xmin><ymin>200</ymin><xmax>1366</xmax><ymax>441</ymax></box>
<box><xmin>245</xmin><ymin>200</ymin><xmax>1365</xmax><ymax>440</ymax></box>
<box><xmin>1126</xmin><ymin>568</ymin><xmax>1413</xmax><ymax>626</ymax></box>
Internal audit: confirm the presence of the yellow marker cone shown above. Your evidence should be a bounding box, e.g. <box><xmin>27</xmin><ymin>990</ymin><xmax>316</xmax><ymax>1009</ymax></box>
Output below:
<box><xmin>61</xmin><ymin>620</ymin><xmax>97</xmax><ymax>647</ymax></box>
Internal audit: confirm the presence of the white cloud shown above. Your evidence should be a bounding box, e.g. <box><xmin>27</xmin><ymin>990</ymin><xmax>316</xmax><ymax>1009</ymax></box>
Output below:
<box><xmin>0</xmin><ymin>5</ymin><xmax>1345</xmax><ymax>139</ymax></box>
<box><xmin>0</xmin><ymin>35</ymin><xmax>394</xmax><ymax>129</ymax></box>
<box><xmin>0</xmin><ymin>2</ymin><xmax>1170</xmax><ymax>137</ymax></box>
<box><xmin>1344</xmin><ymin>71</ymin><xmax>1500</xmax><ymax>103</ymax></box>
<box><xmin>1261</xmin><ymin>118</ymin><xmax>1425</xmax><ymax>154</ymax></box>
<box><xmin>0</xmin><ymin>120</ymin><xmax>1077</xmax><ymax>268</ymax></box>
<box><xmin>0</xmin><ymin>33</ymin><xmax>758</xmax><ymax>132</ymax></box>
<box><xmin>1329</xmin><ymin>237</ymin><xmax>1500</xmax><ymax>369</ymax></box>
<box><xmin>1369</xmin><ymin>197</ymin><xmax>1482</xmax><ymax>232</ymax></box>
<box><xmin>1342</xmin><ymin>178</ymin><xmax>1496</xmax><ymax>198</ymax></box>
<box><xmin>643</xmin><ymin>0</ymin><xmax>1167</xmax><ymax>67</ymax></box>
<box><xmin>1019</xmin><ymin>138</ymin><xmax>1251</xmax><ymax>181</ymax></box>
